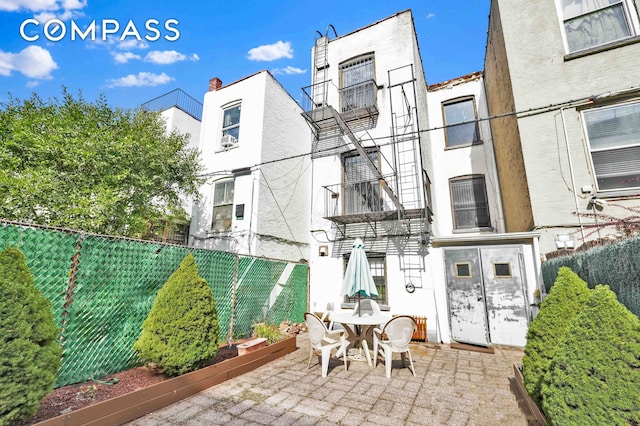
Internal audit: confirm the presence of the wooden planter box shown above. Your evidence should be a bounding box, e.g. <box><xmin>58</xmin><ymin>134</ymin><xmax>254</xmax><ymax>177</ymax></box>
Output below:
<box><xmin>36</xmin><ymin>336</ymin><xmax>297</xmax><ymax>426</ymax></box>
<box><xmin>513</xmin><ymin>363</ymin><xmax>547</xmax><ymax>426</ymax></box>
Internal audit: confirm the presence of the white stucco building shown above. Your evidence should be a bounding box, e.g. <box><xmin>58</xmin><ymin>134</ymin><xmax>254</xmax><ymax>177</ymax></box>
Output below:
<box><xmin>141</xmin><ymin>89</ymin><xmax>203</xmax><ymax>244</ymax></box>
<box><xmin>302</xmin><ymin>10</ymin><xmax>543</xmax><ymax>347</ymax></box>
<box><xmin>426</xmin><ymin>72</ymin><xmax>541</xmax><ymax>347</ymax></box>
<box><xmin>189</xmin><ymin>71</ymin><xmax>312</xmax><ymax>262</ymax></box>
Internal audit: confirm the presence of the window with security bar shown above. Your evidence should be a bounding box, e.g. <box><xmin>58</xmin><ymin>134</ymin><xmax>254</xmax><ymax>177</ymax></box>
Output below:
<box><xmin>212</xmin><ymin>180</ymin><xmax>234</xmax><ymax>232</ymax></box>
<box><xmin>558</xmin><ymin>0</ymin><xmax>638</xmax><ymax>54</ymax></box>
<box><xmin>344</xmin><ymin>255</ymin><xmax>388</xmax><ymax>305</ymax></box>
<box><xmin>342</xmin><ymin>150</ymin><xmax>383</xmax><ymax>215</ymax></box>
<box><xmin>339</xmin><ymin>54</ymin><xmax>375</xmax><ymax>113</ymax></box>
<box><xmin>450</xmin><ymin>175</ymin><xmax>491</xmax><ymax>230</ymax></box>
<box><xmin>582</xmin><ymin>100</ymin><xmax>640</xmax><ymax>191</ymax></box>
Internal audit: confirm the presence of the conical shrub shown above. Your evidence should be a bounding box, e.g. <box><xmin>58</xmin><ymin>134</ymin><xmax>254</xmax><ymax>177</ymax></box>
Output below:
<box><xmin>133</xmin><ymin>253</ymin><xmax>219</xmax><ymax>376</ymax></box>
<box><xmin>522</xmin><ymin>266</ymin><xmax>591</xmax><ymax>406</ymax></box>
<box><xmin>0</xmin><ymin>247</ymin><xmax>61</xmax><ymax>424</ymax></box>
<box><xmin>541</xmin><ymin>285</ymin><xmax>640</xmax><ymax>425</ymax></box>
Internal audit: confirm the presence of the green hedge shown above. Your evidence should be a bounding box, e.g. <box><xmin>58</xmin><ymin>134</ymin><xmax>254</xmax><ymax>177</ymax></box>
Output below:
<box><xmin>522</xmin><ymin>267</ymin><xmax>591</xmax><ymax>407</ymax></box>
<box><xmin>0</xmin><ymin>247</ymin><xmax>62</xmax><ymax>424</ymax></box>
<box><xmin>133</xmin><ymin>253</ymin><xmax>220</xmax><ymax>376</ymax></box>
<box><xmin>541</xmin><ymin>285</ymin><xmax>640</xmax><ymax>425</ymax></box>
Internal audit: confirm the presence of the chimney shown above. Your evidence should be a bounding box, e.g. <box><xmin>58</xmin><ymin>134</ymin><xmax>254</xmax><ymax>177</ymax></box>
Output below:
<box><xmin>209</xmin><ymin>77</ymin><xmax>222</xmax><ymax>92</ymax></box>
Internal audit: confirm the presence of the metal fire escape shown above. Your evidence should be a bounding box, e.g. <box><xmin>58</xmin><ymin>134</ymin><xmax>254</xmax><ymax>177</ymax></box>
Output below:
<box><xmin>302</xmin><ymin>32</ymin><xmax>431</xmax><ymax>289</ymax></box>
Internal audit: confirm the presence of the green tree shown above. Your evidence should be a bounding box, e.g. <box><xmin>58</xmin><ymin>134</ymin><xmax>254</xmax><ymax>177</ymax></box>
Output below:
<box><xmin>0</xmin><ymin>247</ymin><xmax>61</xmax><ymax>424</ymax></box>
<box><xmin>0</xmin><ymin>89</ymin><xmax>203</xmax><ymax>237</ymax></box>
<box><xmin>541</xmin><ymin>285</ymin><xmax>640</xmax><ymax>425</ymax></box>
<box><xmin>522</xmin><ymin>267</ymin><xmax>591</xmax><ymax>406</ymax></box>
<box><xmin>133</xmin><ymin>253</ymin><xmax>219</xmax><ymax>376</ymax></box>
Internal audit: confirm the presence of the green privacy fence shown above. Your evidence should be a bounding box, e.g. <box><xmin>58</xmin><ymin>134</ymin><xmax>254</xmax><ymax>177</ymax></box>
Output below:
<box><xmin>0</xmin><ymin>220</ymin><xmax>308</xmax><ymax>387</ymax></box>
<box><xmin>541</xmin><ymin>235</ymin><xmax>640</xmax><ymax>318</ymax></box>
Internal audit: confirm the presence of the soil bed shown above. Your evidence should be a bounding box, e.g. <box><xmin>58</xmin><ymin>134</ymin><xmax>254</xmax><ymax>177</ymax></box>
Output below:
<box><xmin>12</xmin><ymin>345</ymin><xmax>239</xmax><ymax>425</ymax></box>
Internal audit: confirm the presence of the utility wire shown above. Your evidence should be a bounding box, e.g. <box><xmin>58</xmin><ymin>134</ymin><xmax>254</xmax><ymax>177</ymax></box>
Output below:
<box><xmin>198</xmin><ymin>85</ymin><xmax>640</xmax><ymax>178</ymax></box>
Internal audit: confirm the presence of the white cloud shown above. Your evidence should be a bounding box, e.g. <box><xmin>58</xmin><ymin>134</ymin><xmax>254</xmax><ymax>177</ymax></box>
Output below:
<box><xmin>0</xmin><ymin>45</ymin><xmax>57</xmax><ymax>79</ymax></box>
<box><xmin>26</xmin><ymin>80</ymin><xmax>39</xmax><ymax>87</ymax></box>
<box><xmin>116</xmin><ymin>39</ymin><xmax>149</xmax><ymax>51</ymax></box>
<box><xmin>112</xmin><ymin>51</ymin><xmax>141</xmax><ymax>64</ymax></box>
<box><xmin>247</xmin><ymin>40</ymin><xmax>293</xmax><ymax>61</ymax></box>
<box><xmin>272</xmin><ymin>66</ymin><xmax>307</xmax><ymax>75</ymax></box>
<box><xmin>106</xmin><ymin>72</ymin><xmax>174</xmax><ymax>88</ymax></box>
<box><xmin>144</xmin><ymin>50</ymin><xmax>199</xmax><ymax>65</ymax></box>
<box><xmin>0</xmin><ymin>0</ymin><xmax>85</xmax><ymax>11</ymax></box>
<box><xmin>61</xmin><ymin>0</ymin><xmax>85</xmax><ymax>9</ymax></box>
<box><xmin>427</xmin><ymin>13</ymin><xmax>436</xmax><ymax>19</ymax></box>
<box><xmin>0</xmin><ymin>0</ymin><xmax>57</xmax><ymax>11</ymax></box>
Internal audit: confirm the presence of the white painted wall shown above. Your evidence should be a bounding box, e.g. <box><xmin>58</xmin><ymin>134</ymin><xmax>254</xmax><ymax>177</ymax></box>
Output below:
<box><xmin>160</xmin><ymin>107</ymin><xmax>201</xmax><ymax>151</ymax></box>
<box><xmin>160</xmin><ymin>106</ymin><xmax>202</xmax><ymax>215</ymax></box>
<box><xmin>308</xmin><ymin>11</ymin><xmax>434</xmax><ymax>331</ymax></box>
<box><xmin>190</xmin><ymin>71</ymin><xmax>312</xmax><ymax>262</ymax></box>
<box><xmin>427</xmin><ymin>75</ymin><xmax>506</xmax><ymax>237</ymax></box>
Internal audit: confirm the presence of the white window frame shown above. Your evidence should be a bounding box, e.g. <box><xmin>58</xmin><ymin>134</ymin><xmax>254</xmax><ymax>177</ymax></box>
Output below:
<box><xmin>442</xmin><ymin>96</ymin><xmax>481</xmax><ymax>148</ymax></box>
<box><xmin>556</xmin><ymin>0</ymin><xmax>640</xmax><ymax>54</ymax></box>
<box><xmin>581</xmin><ymin>100</ymin><xmax>640</xmax><ymax>192</ymax></box>
<box><xmin>212</xmin><ymin>180</ymin><xmax>234</xmax><ymax>232</ymax></box>
<box><xmin>449</xmin><ymin>175</ymin><xmax>492</xmax><ymax>231</ymax></box>
<box><xmin>219</xmin><ymin>102</ymin><xmax>241</xmax><ymax>150</ymax></box>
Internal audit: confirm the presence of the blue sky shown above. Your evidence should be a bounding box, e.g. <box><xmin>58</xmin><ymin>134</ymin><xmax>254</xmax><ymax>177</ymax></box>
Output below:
<box><xmin>0</xmin><ymin>1</ymin><xmax>490</xmax><ymax>110</ymax></box>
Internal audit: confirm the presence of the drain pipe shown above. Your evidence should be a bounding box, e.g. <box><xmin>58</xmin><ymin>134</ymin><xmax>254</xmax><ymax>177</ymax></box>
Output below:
<box><xmin>560</xmin><ymin>106</ymin><xmax>586</xmax><ymax>242</ymax></box>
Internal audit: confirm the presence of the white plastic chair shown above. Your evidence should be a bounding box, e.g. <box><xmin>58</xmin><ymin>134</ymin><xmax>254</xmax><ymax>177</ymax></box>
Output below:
<box><xmin>305</xmin><ymin>312</ymin><xmax>349</xmax><ymax>377</ymax></box>
<box><xmin>373</xmin><ymin>315</ymin><xmax>417</xmax><ymax>378</ymax></box>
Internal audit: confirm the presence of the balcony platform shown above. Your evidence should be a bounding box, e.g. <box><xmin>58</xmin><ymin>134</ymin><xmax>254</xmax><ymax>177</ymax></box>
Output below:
<box><xmin>325</xmin><ymin>208</ymin><xmax>425</xmax><ymax>224</ymax></box>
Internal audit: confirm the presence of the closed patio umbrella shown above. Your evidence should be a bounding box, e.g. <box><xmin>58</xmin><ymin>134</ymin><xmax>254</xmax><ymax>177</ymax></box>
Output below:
<box><xmin>341</xmin><ymin>238</ymin><xmax>378</xmax><ymax>316</ymax></box>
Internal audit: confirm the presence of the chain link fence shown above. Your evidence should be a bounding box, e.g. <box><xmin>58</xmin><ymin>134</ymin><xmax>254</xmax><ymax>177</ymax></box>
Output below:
<box><xmin>0</xmin><ymin>220</ymin><xmax>308</xmax><ymax>387</ymax></box>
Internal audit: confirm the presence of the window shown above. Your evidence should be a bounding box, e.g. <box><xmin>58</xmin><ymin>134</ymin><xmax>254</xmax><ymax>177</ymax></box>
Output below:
<box><xmin>455</xmin><ymin>263</ymin><xmax>472</xmax><ymax>278</ymax></box>
<box><xmin>442</xmin><ymin>97</ymin><xmax>480</xmax><ymax>147</ymax></box>
<box><xmin>559</xmin><ymin>0</ymin><xmax>636</xmax><ymax>53</ymax></box>
<box><xmin>450</xmin><ymin>175</ymin><xmax>491</xmax><ymax>230</ymax></box>
<box><xmin>494</xmin><ymin>263</ymin><xmax>512</xmax><ymax>278</ymax></box>
<box><xmin>582</xmin><ymin>101</ymin><xmax>640</xmax><ymax>191</ymax></box>
<box><xmin>220</xmin><ymin>103</ymin><xmax>241</xmax><ymax>149</ymax></box>
<box><xmin>340</xmin><ymin>54</ymin><xmax>375</xmax><ymax>112</ymax></box>
<box><xmin>342</xmin><ymin>150</ymin><xmax>383</xmax><ymax>215</ymax></box>
<box><xmin>212</xmin><ymin>180</ymin><xmax>234</xmax><ymax>232</ymax></box>
<box><xmin>344</xmin><ymin>255</ymin><xmax>387</xmax><ymax>305</ymax></box>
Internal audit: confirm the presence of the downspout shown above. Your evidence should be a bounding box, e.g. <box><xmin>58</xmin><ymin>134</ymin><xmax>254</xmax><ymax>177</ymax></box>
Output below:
<box><xmin>560</xmin><ymin>106</ymin><xmax>586</xmax><ymax>242</ymax></box>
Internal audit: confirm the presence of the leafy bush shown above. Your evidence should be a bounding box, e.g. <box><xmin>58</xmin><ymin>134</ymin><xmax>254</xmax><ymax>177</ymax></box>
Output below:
<box><xmin>0</xmin><ymin>247</ymin><xmax>61</xmax><ymax>424</ymax></box>
<box><xmin>541</xmin><ymin>285</ymin><xmax>640</xmax><ymax>425</ymax></box>
<box><xmin>133</xmin><ymin>253</ymin><xmax>219</xmax><ymax>376</ymax></box>
<box><xmin>522</xmin><ymin>267</ymin><xmax>591</xmax><ymax>406</ymax></box>
<box><xmin>252</xmin><ymin>322</ymin><xmax>284</xmax><ymax>344</ymax></box>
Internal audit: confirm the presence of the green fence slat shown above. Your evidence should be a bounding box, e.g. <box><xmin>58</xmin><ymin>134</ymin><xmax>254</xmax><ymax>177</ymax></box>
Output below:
<box><xmin>0</xmin><ymin>220</ymin><xmax>308</xmax><ymax>387</ymax></box>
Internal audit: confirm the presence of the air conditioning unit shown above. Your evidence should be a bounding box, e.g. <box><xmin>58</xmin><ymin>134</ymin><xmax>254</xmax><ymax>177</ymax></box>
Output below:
<box><xmin>220</xmin><ymin>134</ymin><xmax>237</xmax><ymax>149</ymax></box>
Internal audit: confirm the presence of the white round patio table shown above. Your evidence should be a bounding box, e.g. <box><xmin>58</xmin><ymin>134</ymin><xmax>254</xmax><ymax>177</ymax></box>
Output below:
<box><xmin>329</xmin><ymin>312</ymin><xmax>391</xmax><ymax>366</ymax></box>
